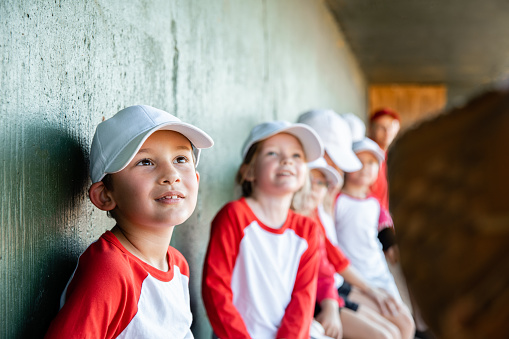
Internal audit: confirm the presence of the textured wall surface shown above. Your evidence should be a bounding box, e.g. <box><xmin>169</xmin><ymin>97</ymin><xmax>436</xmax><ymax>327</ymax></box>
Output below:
<box><xmin>0</xmin><ymin>0</ymin><xmax>366</xmax><ymax>337</ymax></box>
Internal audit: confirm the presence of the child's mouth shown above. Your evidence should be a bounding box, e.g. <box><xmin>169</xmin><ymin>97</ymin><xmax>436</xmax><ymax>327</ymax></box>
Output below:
<box><xmin>277</xmin><ymin>170</ymin><xmax>293</xmax><ymax>177</ymax></box>
<box><xmin>156</xmin><ymin>193</ymin><xmax>185</xmax><ymax>201</ymax></box>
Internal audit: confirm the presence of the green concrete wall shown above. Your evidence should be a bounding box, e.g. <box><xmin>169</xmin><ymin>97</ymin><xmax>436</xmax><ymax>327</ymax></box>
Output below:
<box><xmin>0</xmin><ymin>0</ymin><xmax>366</xmax><ymax>337</ymax></box>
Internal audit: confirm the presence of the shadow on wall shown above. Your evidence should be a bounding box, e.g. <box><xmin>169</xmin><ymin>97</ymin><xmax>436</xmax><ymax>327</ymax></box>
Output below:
<box><xmin>7</xmin><ymin>125</ymin><xmax>89</xmax><ymax>338</ymax></box>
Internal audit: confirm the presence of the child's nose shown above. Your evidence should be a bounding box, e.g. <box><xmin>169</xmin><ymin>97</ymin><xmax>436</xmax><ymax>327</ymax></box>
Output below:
<box><xmin>281</xmin><ymin>154</ymin><xmax>294</xmax><ymax>165</ymax></box>
<box><xmin>160</xmin><ymin>162</ymin><xmax>181</xmax><ymax>185</ymax></box>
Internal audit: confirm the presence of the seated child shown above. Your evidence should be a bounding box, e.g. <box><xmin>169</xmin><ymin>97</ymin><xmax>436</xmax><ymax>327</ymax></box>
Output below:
<box><xmin>297</xmin><ymin>110</ymin><xmax>414</xmax><ymax>338</ymax></box>
<box><xmin>45</xmin><ymin>105</ymin><xmax>213</xmax><ymax>338</ymax></box>
<box><xmin>293</xmin><ymin>158</ymin><xmax>402</xmax><ymax>339</ymax></box>
<box><xmin>202</xmin><ymin>121</ymin><xmax>323</xmax><ymax>339</ymax></box>
<box><xmin>297</xmin><ymin>109</ymin><xmax>362</xmax><ymax>219</ymax></box>
<box><xmin>335</xmin><ymin>137</ymin><xmax>415</xmax><ymax>339</ymax></box>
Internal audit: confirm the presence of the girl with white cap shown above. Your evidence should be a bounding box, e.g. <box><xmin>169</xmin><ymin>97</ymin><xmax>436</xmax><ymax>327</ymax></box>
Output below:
<box><xmin>202</xmin><ymin>121</ymin><xmax>324</xmax><ymax>339</ymax></box>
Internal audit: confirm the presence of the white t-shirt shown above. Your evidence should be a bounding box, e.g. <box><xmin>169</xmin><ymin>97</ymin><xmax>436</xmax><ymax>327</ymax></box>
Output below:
<box><xmin>334</xmin><ymin>193</ymin><xmax>401</xmax><ymax>300</ymax></box>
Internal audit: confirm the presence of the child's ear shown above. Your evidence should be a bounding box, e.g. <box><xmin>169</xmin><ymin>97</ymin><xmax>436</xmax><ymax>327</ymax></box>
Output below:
<box><xmin>89</xmin><ymin>181</ymin><xmax>117</xmax><ymax>211</ymax></box>
<box><xmin>241</xmin><ymin>163</ymin><xmax>255</xmax><ymax>182</ymax></box>
<box><xmin>195</xmin><ymin>171</ymin><xmax>200</xmax><ymax>183</ymax></box>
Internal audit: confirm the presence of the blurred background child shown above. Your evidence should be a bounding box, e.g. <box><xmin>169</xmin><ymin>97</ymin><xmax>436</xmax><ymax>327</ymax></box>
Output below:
<box><xmin>298</xmin><ymin>109</ymin><xmax>362</xmax><ymax>216</ymax></box>
<box><xmin>368</xmin><ymin>108</ymin><xmax>431</xmax><ymax>338</ymax></box>
<box><xmin>368</xmin><ymin>108</ymin><xmax>401</xmax><ymax>213</ymax></box>
<box><xmin>335</xmin><ymin>137</ymin><xmax>415</xmax><ymax>339</ymax></box>
<box><xmin>293</xmin><ymin>158</ymin><xmax>402</xmax><ymax>339</ymax></box>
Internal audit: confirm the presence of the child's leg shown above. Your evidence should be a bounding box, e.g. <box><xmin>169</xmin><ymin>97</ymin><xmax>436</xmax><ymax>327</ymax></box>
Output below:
<box><xmin>340</xmin><ymin>308</ymin><xmax>399</xmax><ymax>339</ymax></box>
<box><xmin>356</xmin><ymin>305</ymin><xmax>402</xmax><ymax>339</ymax></box>
<box><xmin>348</xmin><ymin>287</ymin><xmax>415</xmax><ymax>339</ymax></box>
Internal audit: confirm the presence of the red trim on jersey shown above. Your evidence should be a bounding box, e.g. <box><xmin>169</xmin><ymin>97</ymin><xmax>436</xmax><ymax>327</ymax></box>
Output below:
<box><xmin>202</xmin><ymin>198</ymin><xmax>320</xmax><ymax>339</ymax></box>
<box><xmin>45</xmin><ymin>231</ymin><xmax>190</xmax><ymax>339</ymax></box>
<box><xmin>370</xmin><ymin>155</ymin><xmax>389</xmax><ymax>210</ymax></box>
<box><xmin>311</xmin><ymin>209</ymin><xmax>346</xmax><ymax>307</ymax></box>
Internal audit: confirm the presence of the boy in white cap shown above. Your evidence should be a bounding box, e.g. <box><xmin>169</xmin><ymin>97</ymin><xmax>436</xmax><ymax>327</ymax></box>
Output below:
<box><xmin>202</xmin><ymin>120</ymin><xmax>323</xmax><ymax>339</ymax></box>
<box><xmin>45</xmin><ymin>105</ymin><xmax>213</xmax><ymax>338</ymax></box>
<box><xmin>335</xmin><ymin>137</ymin><xmax>415</xmax><ymax>339</ymax></box>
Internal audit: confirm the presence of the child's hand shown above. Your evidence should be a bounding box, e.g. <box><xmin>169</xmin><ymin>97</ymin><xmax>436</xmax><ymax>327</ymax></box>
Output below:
<box><xmin>385</xmin><ymin>245</ymin><xmax>400</xmax><ymax>264</ymax></box>
<box><xmin>367</xmin><ymin>287</ymin><xmax>401</xmax><ymax>317</ymax></box>
<box><xmin>315</xmin><ymin>299</ymin><xmax>343</xmax><ymax>339</ymax></box>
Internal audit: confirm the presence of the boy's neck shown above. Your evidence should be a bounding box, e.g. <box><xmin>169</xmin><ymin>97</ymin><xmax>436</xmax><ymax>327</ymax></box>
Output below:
<box><xmin>245</xmin><ymin>191</ymin><xmax>293</xmax><ymax>229</ymax></box>
<box><xmin>341</xmin><ymin>182</ymin><xmax>369</xmax><ymax>199</ymax></box>
<box><xmin>112</xmin><ymin>224</ymin><xmax>174</xmax><ymax>271</ymax></box>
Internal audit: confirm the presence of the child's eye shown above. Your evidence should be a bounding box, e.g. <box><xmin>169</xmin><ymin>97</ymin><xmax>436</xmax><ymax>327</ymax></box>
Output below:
<box><xmin>293</xmin><ymin>153</ymin><xmax>302</xmax><ymax>159</ymax></box>
<box><xmin>136</xmin><ymin>158</ymin><xmax>154</xmax><ymax>166</ymax></box>
<box><xmin>267</xmin><ymin>151</ymin><xmax>278</xmax><ymax>156</ymax></box>
<box><xmin>173</xmin><ymin>156</ymin><xmax>189</xmax><ymax>164</ymax></box>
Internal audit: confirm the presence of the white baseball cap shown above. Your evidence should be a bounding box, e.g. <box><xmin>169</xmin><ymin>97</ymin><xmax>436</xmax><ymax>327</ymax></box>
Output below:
<box><xmin>241</xmin><ymin>121</ymin><xmax>323</xmax><ymax>162</ymax></box>
<box><xmin>341</xmin><ymin>113</ymin><xmax>366</xmax><ymax>142</ymax></box>
<box><xmin>308</xmin><ymin>157</ymin><xmax>343</xmax><ymax>188</ymax></box>
<box><xmin>352</xmin><ymin>137</ymin><xmax>385</xmax><ymax>165</ymax></box>
<box><xmin>298</xmin><ymin>109</ymin><xmax>362</xmax><ymax>172</ymax></box>
<box><xmin>90</xmin><ymin>105</ymin><xmax>214</xmax><ymax>183</ymax></box>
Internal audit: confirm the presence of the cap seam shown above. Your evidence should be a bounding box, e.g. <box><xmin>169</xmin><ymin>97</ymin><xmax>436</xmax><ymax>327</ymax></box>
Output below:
<box><xmin>138</xmin><ymin>105</ymin><xmax>157</xmax><ymax>125</ymax></box>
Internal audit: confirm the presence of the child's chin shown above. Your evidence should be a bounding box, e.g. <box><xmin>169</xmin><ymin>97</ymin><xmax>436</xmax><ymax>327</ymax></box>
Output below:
<box><xmin>160</xmin><ymin>209</ymin><xmax>196</xmax><ymax>226</ymax></box>
<box><xmin>278</xmin><ymin>186</ymin><xmax>303</xmax><ymax>195</ymax></box>
<box><xmin>173</xmin><ymin>213</ymin><xmax>195</xmax><ymax>226</ymax></box>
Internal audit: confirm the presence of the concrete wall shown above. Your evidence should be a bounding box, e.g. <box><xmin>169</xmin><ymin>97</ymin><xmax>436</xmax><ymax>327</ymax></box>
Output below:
<box><xmin>0</xmin><ymin>0</ymin><xmax>366</xmax><ymax>337</ymax></box>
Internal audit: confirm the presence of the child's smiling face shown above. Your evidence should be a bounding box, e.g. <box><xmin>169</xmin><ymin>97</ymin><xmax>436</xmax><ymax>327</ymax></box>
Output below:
<box><xmin>249</xmin><ymin>133</ymin><xmax>307</xmax><ymax>196</ymax></box>
<box><xmin>347</xmin><ymin>151</ymin><xmax>379</xmax><ymax>187</ymax></box>
<box><xmin>106</xmin><ymin>130</ymin><xmax>200</xmax><ymax>229</ymax></box>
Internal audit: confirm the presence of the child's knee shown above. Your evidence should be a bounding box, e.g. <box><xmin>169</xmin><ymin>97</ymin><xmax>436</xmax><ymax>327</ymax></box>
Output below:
<box><xmin>383</xmin><ymin>320</ymin><xmax>401</xmax><ymax>339</ymax></box>
<box><xmin>373</xmin><ymin>326</ymin><xmax>400</xmax><ymax>339</ymax></box>
<box><xmin>398</xmin><ymin>307</ymin><xmax>416</xmax><ymax>339</ymax></box>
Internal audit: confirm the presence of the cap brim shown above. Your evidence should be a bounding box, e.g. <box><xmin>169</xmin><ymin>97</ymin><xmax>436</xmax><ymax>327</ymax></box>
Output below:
<box><xmin>283</xmin><ymin>125</ymin><xmax>323</xmax><ymax>162</ymax></box>
<box><xmin>308</xmin><ymin>163</ymin><xmax>342</xmax><ymax>188</ymax></box>
<box><xmin>354</xmin><ymin>146</ymin><xmax>385</xmax><ymax>165</ymax></box>
<box><xmin>105</xmin><ymin>121</ymin><xmax>214</xmax><ymax>176</ymax></box>
<box><xmin>242</xmin><ymin>124</ymin><xmax>323</xmax><ymax>162</ymax></box>
<box><xmin>352</xmin><ymin>138</ymin><xmax>385</xmax><ymax>165</ymax></box>
<box><xmin>326</xmin><ymin>147</ymin><xmax>362</xmax><ymax>173</ymax></box>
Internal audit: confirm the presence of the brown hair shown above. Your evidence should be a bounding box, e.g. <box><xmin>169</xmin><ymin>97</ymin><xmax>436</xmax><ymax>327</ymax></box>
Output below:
<box><xmin>235</xmin><ymin>142</ymin><xmax>262</xmax><ymax>197</ymax></box>
<box><xmin>290</xmin><ymin>168</ymin><xmax>312</xmax><ymax>215</ymax></box>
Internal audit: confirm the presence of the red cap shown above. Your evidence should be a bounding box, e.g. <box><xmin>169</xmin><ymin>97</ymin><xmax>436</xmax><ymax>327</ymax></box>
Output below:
<box><xmin>370</xmin><ymin>108</ymin><xmax>400</xmax><ymax>122</ymax></box>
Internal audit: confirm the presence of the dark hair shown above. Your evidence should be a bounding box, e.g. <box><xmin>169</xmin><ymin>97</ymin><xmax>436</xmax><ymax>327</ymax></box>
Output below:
<box><xmin>235</xmin><ymin>142</ymin><xmax>262</xmax><ymax>197</ymax></box>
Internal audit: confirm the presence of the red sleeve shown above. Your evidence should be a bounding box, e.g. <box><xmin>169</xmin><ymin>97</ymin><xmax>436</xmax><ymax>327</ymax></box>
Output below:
<box><xmin>169</xmin><ymin>246</ymin><xmax>190</xmax><ymax>277</ymax></box>
<box><xmin>45</xmin><ymin>240</ymin><xmax>141</xmax><ymax>339</ymax></box>
<box><xmin>370</xmin><ymin>156</ymin><xmax>389</xmax><ymax>210</ymax></box>
<box><xmin>316</xmin><ymin>236</ymin><xmax>345</xmax><ymax>307</ymax></box>
<box><xmin>312</xmin><ymin>209</ymin><xmax>350</xmax><ymax>273</ymax></box>
<box><xmin>202</xmin><ymin>203</ymin><xmax>251</xmax><ymax>338</ymax></box>
<box><xmin>325</xmin><ymin>237</ymin><xmax>350</xmax><ymax>273</ymax></box>
<box><xmin>276</xmin><ymin>216</ymin><xmax>320</xmax><ymax>339</ymax></box>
